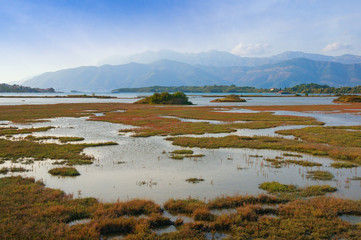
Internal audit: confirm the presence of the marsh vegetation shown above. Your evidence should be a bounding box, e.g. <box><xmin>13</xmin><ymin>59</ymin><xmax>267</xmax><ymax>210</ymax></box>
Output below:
<box><xmin>0</xmin><ymin>101</ymin><xmax>360</xmax><ymax>238</ymax></box>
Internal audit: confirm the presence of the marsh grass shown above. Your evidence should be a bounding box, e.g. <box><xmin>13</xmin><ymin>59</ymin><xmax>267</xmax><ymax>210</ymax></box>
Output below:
<box><xmin>185</xmin><ymin>178</ymin><xmax>205</xmax><ymax>184</ymax></box>
<box><xmin>211</xmin><ymin>95</ymin><xmax>246</xmax><ymax>103</ymax></box>
<box><xmin>284</xmin><ymin>159</ymin><xmax>322</xmax><ymax>167</ymax></box>
<box><xmin>26</xmin><ymin>135</ymin><xmax>85</xmax><ymax>143</ymax></box>
<box><xmin>0</xmin><ymin>138</ymin><xmax>117</xmax><ymax>165</ymax></box>
<box><xmin>171</xmin><ymin>150</ymin><xmax>194</xmax><ymax>154</ymax></box>
<box><xmin>259</xmin><ymin>181</ymin><xmax>337</xmax><ymax>198</ymax></box>
<box><xmin>48</xmin><ymin>167</ymin><xmax>80</xmax><ymax>176</ymax></box>
<box><xmin>333</xmin><ymin>95</ymin><xmax>361</xmax><ymax>103</ymax></box>
<box><xmin>169</xmin><ymin>135</ymin><xmax>361</xmax><ymax>164</ymax></box>
<box><xmin>0</xmin><ymin>126</ymin><xmax>54</xmax><ymax>136</ymax></box>
<box><xmin>170</xmin><ymin>155</ymin><xmax>184</xmax><ymax>160</ymax></box>
<box><xmin>306</xmin><ymin>171</ymin><xmax>334</xmax><ymax>181</ymax></box>
<box><xmin>0</xmin><ymin>167</ymin><xmax>9</xmax><ymax>174</ymax></box>
<box><xmin>331</xmin><ymin>162</ymin><xmax>358</xmax><ymax>168</ymax></box>
<box><xmin>283</xmin><ymin>153</ymin><xmax>303</xmax><ymax>158</ymax></box>
<box><xmin>2</xmin><ymin>177</ymin><xmax>360</xmax><ymax>239</ymax></box>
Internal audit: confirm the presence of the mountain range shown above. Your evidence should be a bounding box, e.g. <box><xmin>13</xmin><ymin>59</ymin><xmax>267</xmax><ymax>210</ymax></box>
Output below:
<box><xmin>23</xmin><ymin>50</ymin><xmax>361</xmax><ymax>92</ymax></box>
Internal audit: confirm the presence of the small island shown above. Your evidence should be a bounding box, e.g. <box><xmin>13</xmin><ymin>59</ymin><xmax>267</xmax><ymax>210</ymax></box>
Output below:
<box><xmin>211</xmin><ymin>94</ymin><xmax>247</xmax><ymax>102</ymax></box>
<box><xmin>134</xmin><ymin>92</ymin><xmax>193</xmax><ymax>105</ymax></box>
<box><xmin>0</xmin><ymin>83</ymin><xmax>55</xmax><ymax>93</ymax></box>
<box><xmin>333</xmin><ymin>95</ymin><xmax>361</xmax><ymax>103</ymax></box>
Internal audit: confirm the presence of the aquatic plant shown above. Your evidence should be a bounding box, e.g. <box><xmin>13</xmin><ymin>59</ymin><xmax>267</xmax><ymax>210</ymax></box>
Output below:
<box><xmin>1</xmin><ymin>177</ymin><xmax>359</xmax><ymax>239</ymax></box>
<box><xmin>48</xmin><ymin>167</ymin><xmax>80</xmax><ymax>176</ymax></box>
<box><xmin>306</xmin><ymin>171</ymin><xmax>334</xmax><ymax>181</ymax></box>
<box><xmin>171</xmin><ymin>149</ymin><xmax>194</xmax><ymax>154</ymax></box>
<box><xmin>168</xmin><ymin>135</ymin><xmax>361</xmax><ymax>164</ymax></box>
<box><xmin>331</xmin><ymin>162</ymin><xmax>358</xmax><ymax>168</ymax></box>
<box><xmin>0</xmin><ymin>138</ymin><xmax>117</xmax><ymax>165</ymax></box>
<box><xmin>186</xmin><ymin>178</ymin><xmax>205</xmax><ymax>184</ymax></box>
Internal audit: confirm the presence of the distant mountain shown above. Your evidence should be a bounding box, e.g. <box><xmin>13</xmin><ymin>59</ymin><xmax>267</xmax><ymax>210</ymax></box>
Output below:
<box><xmin>100</xmin><ymin>50</ymin><xmax>361</xmax><ymax>67</ymax></box>
<box><xmin>23</xmin><ymin>58</ymin><xmax>361</xmax><ymax>91</ymax></box>
<box><xmin>23</xmin><ymin>60</ymin><xmax>227</xmax><ymax>92</ymax></box>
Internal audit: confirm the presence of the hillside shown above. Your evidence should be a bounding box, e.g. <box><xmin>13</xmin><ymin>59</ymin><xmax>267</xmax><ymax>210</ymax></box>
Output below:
<box><xmin>23</xmin><ymin>58</ymin><xmax>361</xmax><ymax>92</ymax></box>
<box><xmin>0</xmin><ymin>83</ymin><xmax>55</xmax><ymax>93</ymax></box>
<box><xmin>100</xmin><ymin>50</ymin><xmax>361</xmax><ymax>67</ymax></box>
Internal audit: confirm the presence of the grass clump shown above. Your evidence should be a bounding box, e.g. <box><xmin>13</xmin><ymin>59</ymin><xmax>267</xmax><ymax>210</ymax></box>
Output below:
<box><xmin>169</xmin><ymin>135</ymin><xmax>361</xmax><ymax>164</ymax></box>
<box><xmin>0</xmin><ymin>138</ymin><xmax>117</xmax><ymax>165</ymax></box>
<box><xmin>2</xmin><ymin>176</ymin><xmax>359</xmax><ymax>239</ymax></box>
<box><xmin>0</xmin><ymin>167</ymin><xmax>9</xmax><ymax>174</ymax></box>
<box><xmin>285</xmin><ymin>159</ymin><xmax>322</xmax><ymax>167</ymax></box>
<box><xmin>9</xmin><ymin>167</ymin><xmax>28</xmax><ymax>172</ymax></box>
<box><xmin>283</xmin><ymin>153</ymin><xmax>303</xmax><ymax>158</ymax></box>
<box><xmin>259</xmin><ymin>181</ymin><xmax>298</xmax><ymax>193</ymax></box>
<box><xmin>306</xmin><ymin>171</ymin><xmax>334</xmax><ymax>181</ymax></box>
<box><xmin>171</xmin><ymin>149</ymin><xmax>194</xmax><ymax>154</ymax></box>
<box><xmin>331</xmin><ymin>162</ymin><xmax>358</xmax><ymax>168</ymax></box>
<box><xmin>134</xmin><ymin>92</ymin><xmax>192</xmax><ymax>105</ymax></box>
<box><xmin>333</xmin><ymin>95</ymin><xmax>361</xmax><ymax>103</ymax></box>
<box><xmin>170</xmin><ymin>155</ymin><xmax>184</xmax><ymax>160</ymax></box>
<box><xmin>48</xmin><ymin>167</ymin><xmax>80</xmax><ymax>176</ymax></box>
<box><xmin>259</xmin><ymin>181</ymin><xmax>337</xmax><ymax>198</ymax></box>
<box><xmin>211</xmin><ymin>94</ymin><xmax>246</xmax><ymax>102</ymax></box>
<box><xmin>185</xmin><ymin>178</ymin><xmax>205</xmax><ymax>183</ymax></box>
<box><xmin>0</xmin><ymin>126</ymin><xmax>54</xmax><ymax>136</ymax></box>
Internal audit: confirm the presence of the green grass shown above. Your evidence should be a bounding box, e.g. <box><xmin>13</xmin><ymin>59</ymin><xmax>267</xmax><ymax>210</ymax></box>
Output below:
<box><xmin>306</xmin><ymin>171</ymin><xmax>334</xmax><ymax>181</ymax></box>
<box><xmin>330</xmin><ymin>162</ymin><xmax>358</xmax><ymax>168</ymax></box>
<box><xmin>0</xmin><ymin>126</ymin><xmax>54</xmax><ymax>136</ymax></box>
<box><xmin>259</xmin><ymin>181</ymin><xmax>337</xmax><ymax>198</ymax></box>
<box><xmin>170</xmin><ymin>149</ymin><xmax>194</xmax><ymax>154</ymax></box>
<box><xmin>48</xmin><ymin>167</ymin><xmax>80</xmax><ymax>176</ymax></box>
<box><xmin>0</xmin><ymin>138</ymin><xmax>117</xmax><ymax>165</ymax></box>
<box><xmin>170</xmin><ymin>155</ymin><xmax>184</xmax><ymax>160</ymax></box>
<box><xmin>259</xmin><ymin>181</ymin><xmax>298</xmax><ymax>193</ymax></box>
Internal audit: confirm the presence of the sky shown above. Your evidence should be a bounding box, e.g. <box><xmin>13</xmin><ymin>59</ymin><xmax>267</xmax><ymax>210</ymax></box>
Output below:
<box><xmin>1</xmin><ymin>0</ymin><xmax>361</xmax><ymax>83</ymax></box>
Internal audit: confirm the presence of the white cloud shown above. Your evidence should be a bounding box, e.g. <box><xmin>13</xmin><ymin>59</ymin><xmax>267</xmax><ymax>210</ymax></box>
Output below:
<box><xmin>322</xmin><ymin>42</ymin><xmax>353</xmax><ymax>52</ymax></box>
<box><xmin>231</xmin><ymin>42</ymin><xmax>270</xmax><ymax>56</ymax></box>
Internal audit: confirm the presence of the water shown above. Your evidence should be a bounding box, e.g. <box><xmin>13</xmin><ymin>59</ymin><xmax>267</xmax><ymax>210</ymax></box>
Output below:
<box><xmin>1</xmin><ymin>115</ymin><xmax>360</xmax><ymax>203</ymax></box>
<box><xmin>0</xmin><ymin>92</ymin><xmax>337</xmax><ymax>106</ymax></box>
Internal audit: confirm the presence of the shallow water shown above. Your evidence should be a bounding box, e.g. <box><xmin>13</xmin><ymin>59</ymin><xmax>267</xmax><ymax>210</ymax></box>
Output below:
<box><xmin>0</xmin><ymin>92</ymin><xmax>337</xmax><ymax>106</ymax></box>
<box><xmin>1</xmin><ymin>116</ymin><xmax>360</xmax><ymax>203</ymax></box>
<box><xmin>340</xmin><ymin>215</ymin><xmax>361</xmax><ymax>224</ymax></box>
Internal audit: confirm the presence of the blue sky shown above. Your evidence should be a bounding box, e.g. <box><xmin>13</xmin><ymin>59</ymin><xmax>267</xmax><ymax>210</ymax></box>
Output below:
<box><xmin>1</xmin><ymin>0</ymin><xmax>361</xmax><ymax>82</ymax></box>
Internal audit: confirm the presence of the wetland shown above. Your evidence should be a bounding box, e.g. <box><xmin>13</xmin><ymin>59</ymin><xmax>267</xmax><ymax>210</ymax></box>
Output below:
<box><xmin>1</xmin><ymin>95</ymin><xmax>361</xmax><ymax>239</ymax></box>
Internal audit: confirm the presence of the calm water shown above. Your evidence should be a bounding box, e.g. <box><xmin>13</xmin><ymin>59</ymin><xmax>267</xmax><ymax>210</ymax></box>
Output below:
<box><xmin>0</xmin><ymin>92</ymin><xmax>337</xmax><ymax>106</ymax></box>
<box><xmin>1</xmin><ymin>114</ymin><xmax>360</xmax><ymax>203</ymax></box>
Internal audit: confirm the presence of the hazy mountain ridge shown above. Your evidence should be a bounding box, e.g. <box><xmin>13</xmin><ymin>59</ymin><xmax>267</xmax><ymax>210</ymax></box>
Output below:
<box><xmin>100</xmin><ymin>50</ymin><xmax>361</xmax><ymax>67</ymax></box>
<box><xmin>23</xmin><ymin>57</ymin><xmax>361</xmax><ymax>91</ymax></box>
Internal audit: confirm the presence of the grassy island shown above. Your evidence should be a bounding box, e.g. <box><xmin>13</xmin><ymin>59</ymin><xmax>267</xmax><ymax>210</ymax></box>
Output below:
<box><xmin>333</xmin><ymin>95</ymin><xmax>361</xmax><ymax>103</ymax></box>
<box><xmin>210</xmin><ymin>94</ymin><xmax>247</xmax><ymax>102</ymax></box>
<box><xmin>134</xmin><ymin>92</ymin><xmax>192</xmax><ymax>105</ymax></box>
<box><xmin>48</xmin><ymin>167</ymin><xmax>80</xmax><ymax>176</ymax></box>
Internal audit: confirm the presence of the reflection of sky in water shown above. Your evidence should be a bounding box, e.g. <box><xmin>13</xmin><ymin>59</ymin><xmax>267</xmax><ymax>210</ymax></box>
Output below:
<box><xmin>1</xmin><ymin>116</ymin><xmax>359</xmax><ymax>203</ymax></box>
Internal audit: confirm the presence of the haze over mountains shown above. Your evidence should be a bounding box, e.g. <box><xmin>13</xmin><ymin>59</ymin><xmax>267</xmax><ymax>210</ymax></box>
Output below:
<box><xmin>23</xmin><ymin>50</ymin><xmax>361</xmax><ymax>92</ymax></box>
